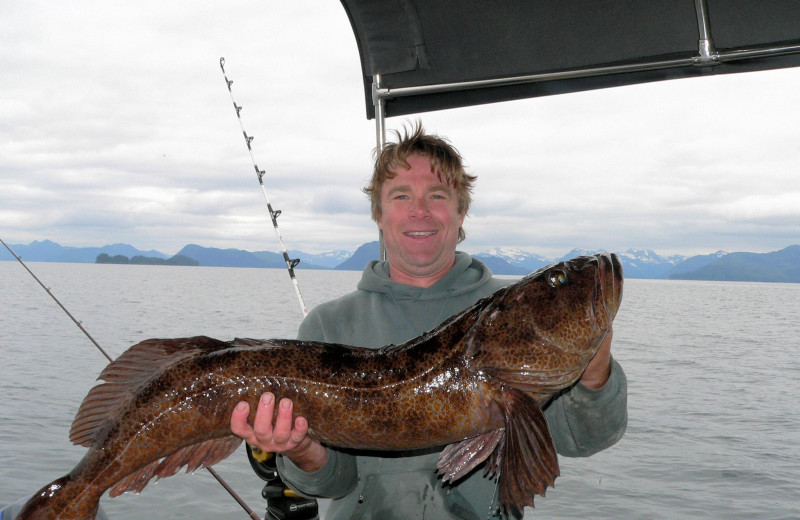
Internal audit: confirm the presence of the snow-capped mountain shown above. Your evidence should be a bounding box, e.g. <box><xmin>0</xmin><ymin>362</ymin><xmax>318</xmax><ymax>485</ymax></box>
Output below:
<box><xmin>614</xmin><ymin>248</ymin><xmax>687</xmax><ymax>278</ymax></box>
<box><xmin>478</xmin><ymin>247</ymin><xmax>551</xmax><ymax>271</ymax></box>
<box><xmin>475</xmin><ymin>247</ymin><xmax>720</xmax><ymax>278</ymax></box>
<box><xmin>617</xmin><ymin>248</ymin><xmax>686</xmax><ymax>265</ymax></box>
<box><xmin>557</xmin><ymin>248</ymin><xmax>603</xmax><ymax>262</ymax></box>
<box><xmin>289</xmin><ymin>249</ymin><xmax>353</xmax><ymax>269</ymax></box>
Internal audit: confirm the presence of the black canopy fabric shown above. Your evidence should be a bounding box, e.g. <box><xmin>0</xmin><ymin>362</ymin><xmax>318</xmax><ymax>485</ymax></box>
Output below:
<box><xmin>340</xmin><ymin>0</ymin><xmax>800</xmax><ymax>119</ymax></box>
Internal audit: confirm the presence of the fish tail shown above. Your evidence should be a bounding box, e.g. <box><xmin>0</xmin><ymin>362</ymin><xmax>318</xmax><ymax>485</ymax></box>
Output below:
<box><xmin>16</xmin><ymin>475</ymin><xmax>101</xmax><ymax>520</ymax></box>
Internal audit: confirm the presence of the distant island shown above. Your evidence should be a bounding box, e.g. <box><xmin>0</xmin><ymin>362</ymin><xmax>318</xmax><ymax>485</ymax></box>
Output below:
<box><xmin>96</xmin><ymin>253</ymin><xmax>199</xmax><ymax>266</ymax></box>
<box><xmin>3</xmin><ymin>240</ymin><xmax>799</xmax><ymax>282</ymax></box>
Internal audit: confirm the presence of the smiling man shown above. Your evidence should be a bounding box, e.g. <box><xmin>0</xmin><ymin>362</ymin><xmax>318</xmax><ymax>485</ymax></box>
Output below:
<box><xmin>230</xmin><ymin>122</ymin><xmax>628</xmax><ymax>520</ymax></box>
<box><xmin>374</xmin><ymin>150</ymin><xmax>466</xmax><ymax>286</ymax></box>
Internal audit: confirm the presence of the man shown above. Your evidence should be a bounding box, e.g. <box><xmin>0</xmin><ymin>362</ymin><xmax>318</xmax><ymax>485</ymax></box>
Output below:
<box><xmin>231</xmin><ymin>123</ymin><xmax>627</xmax><ymax>519</ymax></box>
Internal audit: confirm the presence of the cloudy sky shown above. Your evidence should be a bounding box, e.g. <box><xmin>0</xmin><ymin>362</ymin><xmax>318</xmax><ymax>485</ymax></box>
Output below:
<box><xmin>2</xmin><ymin>1</ymin><xmax>799</xmax><ymax>259</ymax></box>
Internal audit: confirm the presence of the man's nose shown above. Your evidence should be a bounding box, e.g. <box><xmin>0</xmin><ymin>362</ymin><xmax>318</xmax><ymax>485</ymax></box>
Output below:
<box><xmin>410</xmin><ymin>197</ymin><xmax>431</xmax><ymax>216</ymax></box>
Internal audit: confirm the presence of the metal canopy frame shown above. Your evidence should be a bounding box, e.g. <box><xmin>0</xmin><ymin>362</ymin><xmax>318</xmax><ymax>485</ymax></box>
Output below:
<box><xmin>337</xmin><ymin>0</ymin><xmax>800</xmax><ymax>149</ymax></box>
<box><xmin>372</xmin><ymin>37</ymin><xmax>800</xmax><ymax>144</ymax></box>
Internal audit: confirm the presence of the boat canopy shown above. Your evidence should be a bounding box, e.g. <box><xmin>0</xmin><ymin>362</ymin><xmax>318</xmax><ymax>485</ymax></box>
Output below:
<box><xmin>340</xmin><ymin>0</ymin><xmax>800</xmax><ymax>124</ymax></box>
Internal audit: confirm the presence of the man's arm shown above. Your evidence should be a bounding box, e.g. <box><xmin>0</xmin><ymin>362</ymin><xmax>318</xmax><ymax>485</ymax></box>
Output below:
<box><xmin>544</xmin><ymin>330</ymin><xmax>628</xmax><ymax>457</ymax></box>
<box><xmin>579</xmin><ymin>328</ymin><xmax>613</xmax><ymax>389</ymax></box>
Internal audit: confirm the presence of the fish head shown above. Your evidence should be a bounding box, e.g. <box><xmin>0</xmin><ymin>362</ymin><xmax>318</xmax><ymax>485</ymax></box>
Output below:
<box><xmin>465</xmin><ymin>253</ymin><xmax>623</xmax><ymax>392</ymax></box>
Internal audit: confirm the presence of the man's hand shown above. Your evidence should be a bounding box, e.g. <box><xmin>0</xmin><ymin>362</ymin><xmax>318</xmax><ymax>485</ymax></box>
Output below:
<box><xmin>230</xmin><ymin>392</ymin><xmax>328</xmax><ymax>473</ymax></box>
<box><xmin>579</xmin><ymin>328</ymin><xmax>613</xmax><ymax>390</ymax></box>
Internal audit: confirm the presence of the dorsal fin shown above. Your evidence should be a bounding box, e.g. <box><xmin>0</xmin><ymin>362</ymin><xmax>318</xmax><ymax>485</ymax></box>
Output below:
<box><xmin>108</xmin><ymin>435</ymin><xmax>243</xmax><ymax>497</ymax></box>
<box><xmin>70</xmin><ymin>336</ymin><xmax>232</xmax><ymax>447</ymax></box>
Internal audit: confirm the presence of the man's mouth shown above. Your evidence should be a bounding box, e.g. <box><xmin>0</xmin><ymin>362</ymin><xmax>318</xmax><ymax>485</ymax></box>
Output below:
<box><xmin>404</xmin><ymin>231</ymin><xmax>437</xmax><ymax>238</ymax></box>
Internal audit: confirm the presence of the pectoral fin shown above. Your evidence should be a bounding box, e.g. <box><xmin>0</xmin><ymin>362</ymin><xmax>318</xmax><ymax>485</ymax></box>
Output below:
<box><xmin>437</xmin><ymin>429</ymin><xmax>504</xmax><ymax>483</ymax></box>
<box><xmin>494</xmin><ymin>389</ymin><xmax>560</xmax><ymax>516</ymax></box>
<box><xmin>482</xmin><ymin>364</ymin><xmax>583</xmax><ymax>395</ymax></box>
<box><xmin>466</xmin><ymin>334</ymin><xmax>587</xmax><ymax>395</ymax></box>
<box><xmin>437</xmin><ymin>389</ymin><xmax>559</xmax><ymax>515</ymax></box>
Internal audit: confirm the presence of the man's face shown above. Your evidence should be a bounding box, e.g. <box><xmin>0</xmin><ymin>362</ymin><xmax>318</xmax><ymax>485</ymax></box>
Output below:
<box><xmin>378</xmin><ymin>153</ymin><xmax>465</xmax><ymax>287</ymax></box>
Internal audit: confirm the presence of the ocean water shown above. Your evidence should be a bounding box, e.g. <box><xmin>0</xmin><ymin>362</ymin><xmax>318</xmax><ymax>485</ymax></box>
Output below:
<box><xmin>1</xmin><ymin>262</ymin><xmax>798</xmax><ymax>520</ymax></box>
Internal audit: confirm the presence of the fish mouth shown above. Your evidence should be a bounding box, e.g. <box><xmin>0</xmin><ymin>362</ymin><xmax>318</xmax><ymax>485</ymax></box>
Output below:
<box><xmin>596</xmin><ymin>252</ymin><xmax>623</xmax><ymax>322</ymax></box>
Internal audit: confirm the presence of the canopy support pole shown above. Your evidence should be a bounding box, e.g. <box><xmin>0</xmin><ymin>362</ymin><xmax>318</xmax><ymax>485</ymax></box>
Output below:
<box><xmin>694</xmin><ymin>0</ymin><xmax>718</xmax><ymax>64</ymax></box>
<box><xmin>373</xmin><ymin>74</ymin><xmax>387</xmax><ymax>261</ymax></box>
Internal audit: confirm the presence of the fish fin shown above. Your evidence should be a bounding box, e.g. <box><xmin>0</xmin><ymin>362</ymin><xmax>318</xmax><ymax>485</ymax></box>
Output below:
<box><xmin>108</xmin><ymin>435</ymin><xmax>243</xmax><ymax>497</ymax></box>
<box><xmin>70</xmin><ymin>336</ymin><xmax>232</xmax><ymax>447</ymax></box>
<box><xmin>495</xmin><ymin>389</ymin><xmax>560</xmax><ymax>516</ymax></box>
<box><xmin>437</xmin><ymin>429</ymin><xmax>505</xmax><ymax>483</ymax></box>
<box><xmin>482</xmin><ymin>363</ymin><xmax>584</xmax><ymax>394</ymax></box>
<box><xmin>231</xmin><ymin>337</ymin><xmax>281</xmax><ymax>347</ymax></box>
<box><xmin>467</xmin><ymin>332</ymin><xmax>586</xmax><ymax>394</ymax></box>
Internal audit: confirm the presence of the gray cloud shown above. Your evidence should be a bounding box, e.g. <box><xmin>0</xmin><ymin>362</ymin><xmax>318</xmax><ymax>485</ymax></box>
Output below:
<box><xmin>1</xmin><ymin>1</ymin><xmax>799</xmax><ymax>258</ymax></box>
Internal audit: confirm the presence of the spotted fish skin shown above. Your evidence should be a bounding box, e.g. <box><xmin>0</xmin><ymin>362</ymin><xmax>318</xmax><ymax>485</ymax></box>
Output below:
<box><xmin>18</xmin><ymin>253</ymin><xmax>622</xmax><ymax>519</ymax></box>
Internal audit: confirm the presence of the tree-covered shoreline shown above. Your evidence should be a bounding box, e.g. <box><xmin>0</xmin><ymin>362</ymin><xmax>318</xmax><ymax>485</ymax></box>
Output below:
<box><xmin>96</xmin><ymin>253</ymin><xmax>198</xmax><ymax>266</ymax></box>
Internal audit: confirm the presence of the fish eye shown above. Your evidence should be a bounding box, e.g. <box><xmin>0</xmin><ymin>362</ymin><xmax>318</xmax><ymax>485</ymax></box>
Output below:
<box><xmin>548</xmin><ymin>269</ymin><xmax>568</xmax><ymax>287</ymax></box>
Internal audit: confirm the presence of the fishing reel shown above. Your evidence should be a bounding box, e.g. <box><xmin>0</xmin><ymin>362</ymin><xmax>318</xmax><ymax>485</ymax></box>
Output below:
<box><xmin>246</xmin><ymin>445</ymin><xmax>319</xmax><ymax>520</ymax></box>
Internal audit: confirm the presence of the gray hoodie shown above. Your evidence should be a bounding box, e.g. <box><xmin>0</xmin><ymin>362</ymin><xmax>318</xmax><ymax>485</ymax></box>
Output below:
<box><xmin>277</xmin><ymin>252</ymin><xmax>627</xmax><ymax>519</ymax></box>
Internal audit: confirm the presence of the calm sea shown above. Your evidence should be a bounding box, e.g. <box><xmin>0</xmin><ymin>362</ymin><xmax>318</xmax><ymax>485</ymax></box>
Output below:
<box><xmin>1</xmin><ymin>262</ymin><xmax>798</xmax><ymax>520</ymax></box>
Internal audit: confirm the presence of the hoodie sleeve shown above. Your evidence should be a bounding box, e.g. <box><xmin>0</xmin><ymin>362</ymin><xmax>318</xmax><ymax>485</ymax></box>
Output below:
<box><xmin>276</xmin><ymin>448</ymin><xmax>358</xmax><ymax>499</ymax></box>
<box><xmin>543</xmin><ymin>357</ymin><xmax>628</xmax><ymax>457</ymax></box>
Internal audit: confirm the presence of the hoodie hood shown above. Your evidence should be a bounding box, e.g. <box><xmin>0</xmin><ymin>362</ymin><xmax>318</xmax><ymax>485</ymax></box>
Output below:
<box><xmin>357</xmin><ymin>251</ymin><xmax>495</xmax><ymax>300</ymax></box>
<box><xmin>297</xmin><ymin>251</ymin><xmax>511</xmax><ymax>348</ymax></box>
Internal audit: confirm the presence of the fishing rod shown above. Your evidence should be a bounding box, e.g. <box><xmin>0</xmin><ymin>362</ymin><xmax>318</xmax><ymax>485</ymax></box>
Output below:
<box><xmin>1</xmin><ymin>237</ymin><xmax>261</xmax><ymax>520</ymax></box>
<box><xmin>219</xmin><ymin>57</ymin><xmax>308</xmax><ymax>317</ymax></box>
<box><xmin>219</xmin><ymin>57</ymin><xmax>320</xmax><ymax>520</ymax></box>
<box><xmin>1</xmin><ymin>237</ymin><xmax>113</xmax><ymax>363</ymax></box>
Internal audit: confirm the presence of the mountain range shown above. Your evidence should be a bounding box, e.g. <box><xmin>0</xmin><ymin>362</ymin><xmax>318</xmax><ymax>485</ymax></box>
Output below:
<box><xmin>2</xmin><ymin>240</ymin><xmax>799</xmax><ymax>282</ymax></box>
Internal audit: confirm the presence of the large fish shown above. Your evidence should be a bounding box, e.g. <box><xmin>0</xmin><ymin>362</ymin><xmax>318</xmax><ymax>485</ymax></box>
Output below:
<box><xmin>18</xmin><ymin>253</ymin><xmax>622</xmax><ymax>519</ymax></box>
